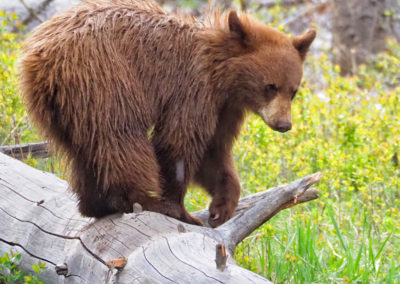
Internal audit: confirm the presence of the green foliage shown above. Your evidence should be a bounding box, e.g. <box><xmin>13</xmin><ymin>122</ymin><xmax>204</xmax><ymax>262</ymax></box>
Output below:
<box><xmin>1</xmin><ymin>7</ymin><xmax>400</xmax><ymax>284</ymax></box>
<box><xmin>0</xmin><ymin>11</ymin><xmax>64</xmax><ymax>176</ymax></box>
<box><xmin>231</xmin><ymin>43</ymin><xmax>400</xmax><ymax>282</ymax></box>
<box><xmin>0</xmin><ymin>10</ymin><xmax>39</xmax><ymax>146</ymax></box>
<box><xmin>0</xmin><ymin>250</ymin><xmax>47</xmax><ymax>284</ymax></box>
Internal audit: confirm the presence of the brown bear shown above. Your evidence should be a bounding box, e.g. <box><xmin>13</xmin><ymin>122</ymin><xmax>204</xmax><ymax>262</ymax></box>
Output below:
<box><xmin>19</xmin><ymin>0</ymin><xmax>316</xmax><ymax>227</ymax></box>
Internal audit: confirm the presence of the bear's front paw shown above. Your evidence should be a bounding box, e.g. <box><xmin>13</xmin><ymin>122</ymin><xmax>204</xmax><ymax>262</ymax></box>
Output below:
<box><xmin>208</xmin><ymin>197</ymin><xmax>237</xmax><ymax>228</ymax></box>
<box><xmin>147</xmin><ymin>200</ymin><xmax>204</xmax><ymax>226</ymax></box>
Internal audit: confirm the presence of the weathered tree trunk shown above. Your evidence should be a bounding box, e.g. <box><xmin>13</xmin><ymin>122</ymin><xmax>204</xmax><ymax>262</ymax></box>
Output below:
<box><xmin>0</xmin><ymin>152</ymin><xmax>320</xmax><ymax>283</ymax></box>
<box><xmin>0</xmin><ymin>142</ymin><xmax>50</xmax><ymax>160</ymax></box>
<box><xmin>332</xmin><ymin>0</ymin><xmax>387</xmax><ymax>75</ymax></box>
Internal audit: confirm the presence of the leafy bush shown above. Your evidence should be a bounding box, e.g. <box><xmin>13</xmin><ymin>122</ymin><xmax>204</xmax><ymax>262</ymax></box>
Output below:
<box><xmin>1</xmin><ymin>7</ymin><xmax>399</xmax><ymax>283</ymax></box>
<box><xmin>232</xmin><ymin>43</ymin><xmax>400</xmax><ymax>282</ymax></box>
<box><xmin>0</xmin><ymin>10</ymin><xmax>39</xmax><ymax>146</ymax></box>
<box><xmin>0</xmin><ymin>11</ymin><xmax>61</xmax><ymax>173</ymax></box>
<box><xmin>0</xmin><ymin>250</ymin><xmax>46</xmax><ymax>284</ymax></box>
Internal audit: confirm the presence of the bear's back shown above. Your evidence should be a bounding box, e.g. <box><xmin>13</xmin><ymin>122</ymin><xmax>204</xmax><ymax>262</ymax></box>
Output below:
<box><xmin>20</xmin><ymin>0</ymin><xmax>205</xmax><ymax>141</ymax></box>
<box><xmin>21</xmin><ymin>0</ymin><xmax>200</xmax><ymax>98</ymax></box>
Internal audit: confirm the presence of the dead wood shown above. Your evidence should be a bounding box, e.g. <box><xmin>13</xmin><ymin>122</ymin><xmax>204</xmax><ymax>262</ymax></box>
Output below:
<box><xmin>0</xmin><ymin>142</ymin><xmax>50</xmax><ymax>160</ymax></box>
<box><xmin>0</xmin><ymin>153</ymin><xmax>320</xmax><ymax>283</ymax></box>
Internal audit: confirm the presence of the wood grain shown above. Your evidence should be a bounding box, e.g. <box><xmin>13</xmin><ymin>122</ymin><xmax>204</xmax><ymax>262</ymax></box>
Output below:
<box><xmin>0</xmin><ymin>153</ymin><xmax>320</xmax><ymax>283</ymax></box>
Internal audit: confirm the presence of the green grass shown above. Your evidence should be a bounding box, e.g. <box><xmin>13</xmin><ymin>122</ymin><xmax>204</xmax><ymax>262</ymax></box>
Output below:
<box><xmin>1</xmin><ymin>9</ymin><xmax>400</xmax><ymax>283</ymax></box>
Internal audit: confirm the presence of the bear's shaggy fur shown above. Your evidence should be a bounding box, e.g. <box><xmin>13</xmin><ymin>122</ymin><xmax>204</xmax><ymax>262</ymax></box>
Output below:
<box><xmin>19</xmin><ymin>0</ymin><xmax>315</xmax><ymax>227</ymax></box>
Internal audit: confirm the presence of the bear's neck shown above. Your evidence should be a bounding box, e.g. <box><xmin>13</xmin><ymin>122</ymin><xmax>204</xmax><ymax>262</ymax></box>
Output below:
<box><xmin>213</xmin><ymin>102</ymin><xmax>247</xmax><ymax>153</ymax></box>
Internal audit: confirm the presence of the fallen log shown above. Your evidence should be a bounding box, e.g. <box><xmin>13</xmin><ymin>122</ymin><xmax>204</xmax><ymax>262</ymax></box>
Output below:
<box><xmin>0</xmin><ymin>142</ymin><xmax>50</xmax><ymax>160</ymax></box>
<box><xmin>0</xmin><ymin>152</ymin><xmax>321</xmax><ymax>283</ymax></box>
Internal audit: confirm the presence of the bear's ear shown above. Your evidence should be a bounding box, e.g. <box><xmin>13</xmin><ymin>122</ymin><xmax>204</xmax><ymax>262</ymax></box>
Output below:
<box><xmin>292</xmin><ymin>29</ymin><xmax>316</xmax><ymax>60</ymax></box>
<box><xmin>228</xmin><ymin>11</ymin><xmax>247</xmax><ymax>42</ymax></box>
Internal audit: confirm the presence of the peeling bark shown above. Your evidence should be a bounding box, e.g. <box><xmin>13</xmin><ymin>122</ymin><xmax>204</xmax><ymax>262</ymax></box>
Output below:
<box><xmin>0</xmin><ymin>153</ymin><xmax>320</xmax><ymax>283</ymax></box>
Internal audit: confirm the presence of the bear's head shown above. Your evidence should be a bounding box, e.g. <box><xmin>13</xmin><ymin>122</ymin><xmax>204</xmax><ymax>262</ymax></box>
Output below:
<box><xmin>213</xmin><ymin>11</ymin><xmax>316</xmax><ymax>133</ymax></box>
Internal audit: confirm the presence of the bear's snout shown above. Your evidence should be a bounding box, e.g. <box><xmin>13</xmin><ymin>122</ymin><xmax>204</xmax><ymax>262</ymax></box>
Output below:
<box><xmin>274</xmin><ymin>121</ymin><xmax>292</xmax><ymax>133</ymax></box>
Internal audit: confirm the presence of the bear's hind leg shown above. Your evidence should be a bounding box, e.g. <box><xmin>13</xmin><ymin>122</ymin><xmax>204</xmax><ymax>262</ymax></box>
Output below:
<box><xmin>71</xmin><ymin>158</ymin><xmax>118</xmax><ymax>218</ymax></box>
<box><xmin>71</xmin><ymin>136</ymin><xmax>163</xmax><ymax>218</ymax></box>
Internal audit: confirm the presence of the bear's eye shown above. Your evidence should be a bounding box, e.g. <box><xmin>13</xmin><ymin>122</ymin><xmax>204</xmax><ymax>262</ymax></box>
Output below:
<box><xmin>265</xmin><ymin>84</ymin><xmax>278</xmax><ymax>95</ymax></box>
<box><xmin>291</xmin><ymin>89</ymin><xmax>298</xmax><ymax>100</ymax></box>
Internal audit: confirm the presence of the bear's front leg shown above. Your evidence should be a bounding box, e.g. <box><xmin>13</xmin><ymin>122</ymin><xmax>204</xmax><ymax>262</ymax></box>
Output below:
<box><xmin>195</xmin><ymin>150</ymin><xmax>241</xmax><ymax>227</ymax></box>
<box><xmin>152</xmin><ymin>145</ymin><xmax>204</xmax><ymax>226</ymax></box>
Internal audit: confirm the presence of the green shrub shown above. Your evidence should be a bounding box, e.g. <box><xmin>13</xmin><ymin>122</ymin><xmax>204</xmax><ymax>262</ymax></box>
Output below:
<box><xmin>232</xmin><ymin>42</ymin><xmax>400</xmax><ymax>282</ymax></box>
<box><xmin>0</xmin><ymin>10</ymin><xmax>39</xmax><ymax>146</ymax></box>
<box><xmin>0</xmin><ymin>250</ymin><xmax>46</xmax><ymax>284</ymax></box>
<box><xmin>1</xmin><ymin>7</ymin><xmax>399</xmax><ymax>283</ymax></box>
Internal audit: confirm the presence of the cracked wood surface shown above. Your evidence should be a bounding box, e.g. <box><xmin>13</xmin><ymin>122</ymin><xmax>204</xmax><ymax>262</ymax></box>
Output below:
<box><xmin>0</xmin><ymin>152</ymin><xmax>320</xmax><ymax>283</ymax></box>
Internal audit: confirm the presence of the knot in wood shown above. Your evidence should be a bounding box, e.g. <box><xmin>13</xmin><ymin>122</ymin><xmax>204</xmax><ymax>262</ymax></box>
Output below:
<box><xmin>55</xmin><ymin>263</ymin><xmax>68</xmax><ymax>276</ymax></box>
<box><xmin>177</xmin><ymin>224</ymin><xmax>186</xmax><ymax>233</ymax></box>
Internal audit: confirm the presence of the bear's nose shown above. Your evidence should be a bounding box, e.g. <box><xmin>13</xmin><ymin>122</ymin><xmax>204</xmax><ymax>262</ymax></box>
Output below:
<box><xmin>275</xmin><ymin>121</ymin><xmax>292</xmax><ymax>133</ymax></box>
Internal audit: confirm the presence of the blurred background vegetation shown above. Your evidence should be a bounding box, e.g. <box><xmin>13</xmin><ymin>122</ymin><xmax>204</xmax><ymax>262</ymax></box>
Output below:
<box><xmin>1</xmin><ymin>0</ymin><xmax>399</xmax><ymax>282</ymax></box>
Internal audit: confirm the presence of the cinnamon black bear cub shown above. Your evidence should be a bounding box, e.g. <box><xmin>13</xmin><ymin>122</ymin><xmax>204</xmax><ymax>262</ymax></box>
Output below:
<box><xmin>20</xmin><ymin>0</ymin><xmax>316</xmax><ymax>227</ymax></box>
